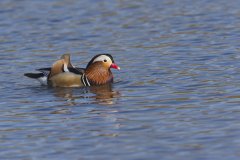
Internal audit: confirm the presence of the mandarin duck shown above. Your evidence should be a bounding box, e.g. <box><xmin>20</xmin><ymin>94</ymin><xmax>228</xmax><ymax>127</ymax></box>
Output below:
<box><xmin>24</xmin><ymin>54</ymin><xmax>120</xmax><ymax>87</ymax></box>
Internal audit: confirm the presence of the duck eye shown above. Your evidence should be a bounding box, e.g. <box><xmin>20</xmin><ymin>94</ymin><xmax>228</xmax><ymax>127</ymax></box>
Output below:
<box><xmin>103</xmin><ymin>59</ymin><xmax>107</xmax><ymax>62</ymax></box>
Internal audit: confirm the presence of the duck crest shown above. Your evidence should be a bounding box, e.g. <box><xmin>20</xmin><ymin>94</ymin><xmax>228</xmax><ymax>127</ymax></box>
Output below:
<box><xmin>85</xmin><ymin>62</ymin><xmax>113</xmax><ymax>85</ymax></box>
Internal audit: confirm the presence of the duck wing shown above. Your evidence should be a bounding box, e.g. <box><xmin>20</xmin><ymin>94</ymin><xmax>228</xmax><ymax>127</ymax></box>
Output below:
<box><xmin>37</xmin><ymin>67</ymin><xmax>85</xmax><ymax>75</ymax></box>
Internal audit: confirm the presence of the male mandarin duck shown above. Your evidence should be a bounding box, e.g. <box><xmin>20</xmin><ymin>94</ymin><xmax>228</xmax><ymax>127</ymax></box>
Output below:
<box><xmin>24</xmin><ymin>54</ymin><xmax>120</xmax><ymax>87</ymax></box>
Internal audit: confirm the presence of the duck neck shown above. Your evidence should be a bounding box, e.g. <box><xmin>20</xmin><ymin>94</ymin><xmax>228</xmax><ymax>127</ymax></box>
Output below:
<box><xmin>85</xmin><ymin>63</ymin><xmax>113</xmax><ymax>86</ymax></box>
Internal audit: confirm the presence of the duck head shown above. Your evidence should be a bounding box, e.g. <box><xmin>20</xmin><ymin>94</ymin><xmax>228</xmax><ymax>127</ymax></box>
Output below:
<box><xmin>85</xmin><ymin>54</ymin><xmax>120</xmax><ymax>85</ymax></box>
<box><xmin>86</xmin><ymin>54</ymin><xmax>120</xmax><ymax>70</ymax></box>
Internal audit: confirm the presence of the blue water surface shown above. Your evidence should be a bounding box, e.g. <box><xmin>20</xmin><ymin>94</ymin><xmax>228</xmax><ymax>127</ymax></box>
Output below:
<box><xmin>0</xmin><ymin>0</ymin><xmax>240</xmax><ymax>159</ymax></box>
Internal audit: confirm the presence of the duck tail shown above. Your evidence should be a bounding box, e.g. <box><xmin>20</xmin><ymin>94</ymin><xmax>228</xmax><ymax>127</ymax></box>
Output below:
<box><xmin>24</xmin><ymin>73</ymin><xmax>48</xmax><ymax>85</ymax></box>
<box><xmin>24</xmin><ymin>73</ymin><xmax>45</xmax><ymax>79</ymax></box>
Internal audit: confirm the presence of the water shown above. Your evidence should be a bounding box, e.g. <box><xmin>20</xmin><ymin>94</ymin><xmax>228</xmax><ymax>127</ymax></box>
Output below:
<box><xmin>1</xmin><ymin>0</ymin><xmax>240</xmax><ymax>159</ymax></box>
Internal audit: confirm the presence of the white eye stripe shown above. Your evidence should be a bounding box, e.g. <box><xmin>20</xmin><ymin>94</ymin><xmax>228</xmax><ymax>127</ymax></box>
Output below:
<box><xmin>93</xmin><ymin>55</ymin><xmax>112</xmax><ymax>63</ymax></box>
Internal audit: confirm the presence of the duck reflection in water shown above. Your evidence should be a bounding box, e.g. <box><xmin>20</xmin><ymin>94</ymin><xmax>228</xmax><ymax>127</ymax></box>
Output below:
<box><xmin>52</xmin><ymin>83</ymin><xmax>120</xmax><ymax>105</ymax></box>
